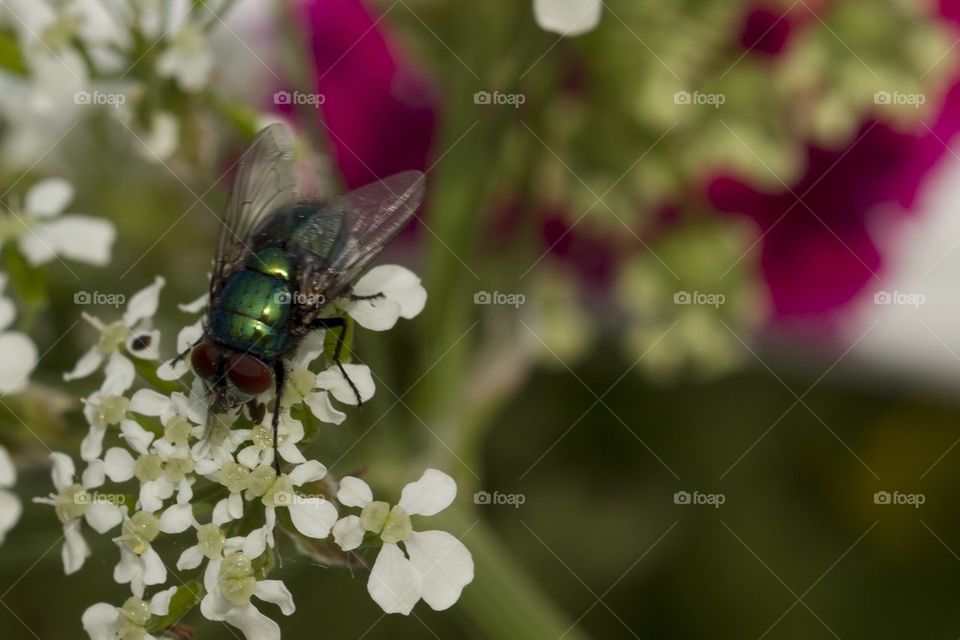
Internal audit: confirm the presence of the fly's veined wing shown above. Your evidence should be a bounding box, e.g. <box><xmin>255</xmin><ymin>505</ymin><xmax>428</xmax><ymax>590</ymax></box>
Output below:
<box><xmin>304</xmin><ymin>171</ymin><xmax>426</xmax><ymax>299</ymax></box>
<box><xmin>211</xmin><ymin>123</ymin><xmax>299</xmax><ymax>298</ymax></box>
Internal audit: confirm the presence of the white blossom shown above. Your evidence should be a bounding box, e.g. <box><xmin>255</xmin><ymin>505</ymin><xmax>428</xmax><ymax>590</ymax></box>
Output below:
<box><xmin>345</xmin><ymin>265</ymin><xmax>427</xmax><ymax>331</ymax></box>
<box><xmin>333</xmin><ymin>469</ymin><xmax>474</xmax><ymax>615</ymax></box>
<box><xmin>200</xmin><ymin>542</ymin><xmax>295</xmax><ymax>640</ymax></box>
<box><xmin>7</xmin><ymin>178</ymin><xmax>115</xmax><ymax>267</ymax></box>
<box><xmin>0</xmin><ymin>273</ymin><xmax>37</xmax><ymax>394</ymax></box>
<box><xmin>34</xmin><ymin>452</ymin><xmax>124</xmax><ymax>574</ymax></box>
<box><xmin>282</xmin><ymin>332</ymin><xmax>375</xmax><ymax>425</ymax></box>
<box><xmin>0</xmin><ymin>445</ymin><xmax>21</xmax><ymax>544</ymax></box>
<box><xmin>82</xmin><ymin>587</ymin><xmax>178</xmax><ymax>640</ymax></box>
<box><xmin>65</xmin><ymin>276</ymin><xmax>164</xmax><ymax>384</ymax></box>
<box><xmin>533</xmin><ymin>0</ymin><xmax>601</xmax><ymax>36</ymax></box>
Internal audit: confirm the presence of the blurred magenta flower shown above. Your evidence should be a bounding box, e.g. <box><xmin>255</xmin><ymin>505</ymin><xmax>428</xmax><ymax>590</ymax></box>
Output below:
<box><xmin>708</xmin><ymin>81</ymin><xmax>960</xmax><ymax>322</ymax></box>
<box><xmin>292</xmin><ymin>0</ymin><xmax>437</xmax><ymax>189</ymax></box>
<box><xmin>739</xmin><ymin>5</ymin><xmax>792</xmax><ymax>55</ymax></box>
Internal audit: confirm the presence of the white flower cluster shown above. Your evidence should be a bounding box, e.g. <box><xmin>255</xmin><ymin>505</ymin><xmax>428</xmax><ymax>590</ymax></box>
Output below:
<box><xmin>0</xmin><ymin>0</ymin><xmax>222</xmax><ymax>167</ymax></box>
<box><xmin>34</xmin><ymin>265</ymin><xmax>473</xmax><ymax>639</ymax></box>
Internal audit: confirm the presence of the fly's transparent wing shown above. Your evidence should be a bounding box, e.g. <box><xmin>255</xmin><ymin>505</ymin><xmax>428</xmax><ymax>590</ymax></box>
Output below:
<box><xmin>211</xmin><ymin>123</ymin><xmax>299</xmax><ymax>298</ymax></box>
<box><xmin>320</xmin><ymin>170</ymin><xmax>426</xmax><ymax>297</ymax></box>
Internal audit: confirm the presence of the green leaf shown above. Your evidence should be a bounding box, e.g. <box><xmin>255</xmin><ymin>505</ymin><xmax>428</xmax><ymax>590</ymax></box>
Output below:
<box><xmin>0</xmin><ymin>31</ymin><xmax>26</xmax><ymax>75</ymax></box>
<box><xmin>2</xmin><ymin>246</ymin><xmax>49</xmax><ymax>326</ymax></box>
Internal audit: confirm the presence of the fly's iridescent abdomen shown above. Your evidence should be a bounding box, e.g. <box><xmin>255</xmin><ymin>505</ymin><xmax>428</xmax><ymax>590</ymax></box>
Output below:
<box><xmin>209</xmin><ymin>246</ymin><xmax>294</xmax><ymax>358</ymax></box>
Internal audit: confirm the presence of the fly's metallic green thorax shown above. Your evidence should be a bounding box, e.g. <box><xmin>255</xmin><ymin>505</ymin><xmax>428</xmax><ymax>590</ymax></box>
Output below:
<box><xmin>209</xmin><ymin>248</ymin><xmax>294</xmax><ymax>358</ymax></box>
<box><xmin>256</xmin><ymin>203</ymin><xmax>349</xmax><ymax>268</ymax></box>
<box><xmin>247</xmin><ymin>246</ymin><xmax>290</xmax><ymax>279</ymax></box>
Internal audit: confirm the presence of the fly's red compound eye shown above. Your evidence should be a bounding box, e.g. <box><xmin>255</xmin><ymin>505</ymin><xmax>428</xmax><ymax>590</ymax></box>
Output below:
<box><xmin>225</xmin><ymin>353</ymin><xmax>273</xmax><ymax>395</ymax></box>
<box><xmin>190</xmin><ymin>342</ymin><xmax>220</xmax><ymax>381</ymax></box>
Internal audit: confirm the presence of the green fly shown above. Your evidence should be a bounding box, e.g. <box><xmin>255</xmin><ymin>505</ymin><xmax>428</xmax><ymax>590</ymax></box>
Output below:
<box><xmin>183</xmin><ymin>123</ymin><xmax>425</xmax><ymax>470</ymax></box>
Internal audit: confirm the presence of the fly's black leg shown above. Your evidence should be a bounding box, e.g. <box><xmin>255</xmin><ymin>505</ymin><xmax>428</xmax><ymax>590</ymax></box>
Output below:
<box><xmin>347</xmin><ymin>292</ymin><xmax>385</xmax><ymax>302</ymax></box>
<box><xmin>172</xmin><ymin>336</ymin><xmax>203</xmax><ymax>365</ymax></box>
<box><xmin>272</xmin><ymin>360</ymin><xmax>285</xmax><ymax>474</ymax></box>
<box><xmin>311</xmin><ymin>316</ymin><xmax>363</xmax><ymax>406</ymax></box>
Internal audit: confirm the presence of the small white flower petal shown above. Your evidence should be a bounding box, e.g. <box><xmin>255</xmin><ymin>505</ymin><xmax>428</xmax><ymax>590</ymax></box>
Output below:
<box><xmin>141</xmin><ymin>545</ymin><xmax>168</xmax><ymax>586</ymax></box>
<box><xmin>81</xmin><ymin>426</ymin><xmax>107</xmax><ymax>462</ymax></box>
<box><xmin>139</xmin><ymin>479</ymin><xmax>174</xmax><ymax>513</ymax></box>
<box><xmin>200</xmin><ymin>591</ymin><xmax>230</xmax><ymax>622</ymax></box>
<box><xmin>32</xmin><ymin>215</ymin><xmax>115</xmax><ymax>266</ymax></box>
<box><xmin>81</xmin><ymin>602</ymin><xmax>120</xmax><ymax>640</ymax></box>
<box><xmin>243</xmin><ymin>527</ymin><xmax>268</xmax><ymax>559</ymax></box>
<box><xmin>177</xmin><ymin>545</ymin><xmax>203</xmax><ymax>571</ymax></box>
<box><xmin>332</xmin><ymin>515</ymin><xmax>364</xmax><ymax>551</ymax></box>
<box><xmin>0</xmin><ymin>444</ymin><xmax>16</xmax><ymax>487</ymax></box>
<box><xmin>103</xmin><ymin>447</ymin><xmax>135</xmax><ymax>482</ymax></box>
<box><xmin>316</xmin><ymin>364</ymin><xmax>374</xmax><ymax>405</ymax></box>
<box><xmin>347</xmin><ymin>265</ymin><xmax>426</xmax><ymax>331</ymax></box>
<box><xmin>404</xmin><ymin>530</ymin><xmax>474</xmax><ymax>610</ymax></box>
<box><xmin>236</xmin><ymin>445</ymin><xmax>261</xmax><ymax>470</ymax></box>
<box><xmin>150</xmin><ymin>586</ymin><xmax>179</xmax><ymax>615</ymax></box>
<box><xmin>212</xmin><ymin>497</ymin><xmax>234</xmax><ymax>525</ymax></box>
<box><xmin>278</xmin><ymin>440</ymin><xmax>306</xmax><ymax>464</ymax></box>
<box><xmin>287</xmin><ymin>460</ymin><xmax>326</xmax><ymax>486</ymax></box>
<box><xmin>228</xmin><ymin>491</ymin><xmax>244</xmax><ymax>520</ymax></box>
<box><xmin>368</xmin><ymin>542</ymin><xmax>421</xmax><ymax>615</ymax></box>
<box><xmin>398</xmin><ymin>469</ymin><xmax>457</xmax><ymax>516</ymax></box>
<box><xmin>254</xmin><ymin>580</ymin><xmax>295</xmax><ymax>616</ymax></box>
<box><xmin>122</xmin><ymin>276</ymin><xmax>164</xmax><ymax>327</ymax></box>
<box><xmin>288</xmin><ymin>498</ymin><xmax>337</xmax><ymax>539</ymax></box>
<box><xmin>533</xmin><ymin>0</ymin><xmax>602</xmax><ymax>36</ymax></box>
<box><xmin>63</xmin><ymin>346</ymin><xmax>103</xmax><ymax>382</ymax></box>
<box><xmin>303</xmin><ymin>391</ymin><xmax>346</xmax><ymax>425</ymax></box>
<box><xmin>129</xmin><ymin>388</ymin><xmax>170</xmax><ymax>416</ymax></box>
<box><xmin>222</xmin><ymin>602</ymin><xmax>281</xmax><ymax>640</ymax></box>
<box><xmin>0</xmin><ymin>332</ymin><xmax>37</xmax><ymax>393</ymax></box>
<box><xmin>159</xmin><ymin>503</ymin><xmax>193</xmax><ymax>534</ymax></box>
<box><xmin>337</xmin><ymin>476</ymin><xmax>372</xmax><ymax>508</ymax></box>
<box><xmin>84</xmin><ymin>503</ymin><xmax>123</xmax><ymax>534</ymax></box>
<box><xmin>49</xmin><ymin>452</ymin><xmax>76</xmax><ymax>492</ymax></box>
<box><xmin>120</xmin><ymin>419</ymin><xmax>155</xmax><ymax>455</ymax></box>
<box><xmin>0</xmin><ymin>489</ymin><xmax>22</xmax><ymax>544</ymax></box>
<box><xmin>157</xmin><ymin>358</ymin><xmax>188</xmax><ymax>381</ymax></box>
<box><xmin>81</xmin><ymin>459</ymin><xmax>105</xmax><ymax>489</ymax></box>
<box><xmin>25</xmin><ymin>178</ymin><xmax>73</xmax><ymax>218</ymax></box>
<box><xmin>102</xmin><ymin>351</ymin><xmax>135</xmax><ymax>396</ymax></box>
<box><xmin>62</xmin><ymin>520</ymin><xmax>90</xmax><ymax>575</ymax></box>
<box><xmin>178</xmin><ymin>293</ymin><xmax>208</xmax><ymax>314</ymax></box>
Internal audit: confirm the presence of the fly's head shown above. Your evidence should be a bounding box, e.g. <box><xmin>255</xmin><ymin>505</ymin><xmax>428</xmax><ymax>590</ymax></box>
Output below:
<box><xmin>190</xmin><ymin>340</ymin><xmax>274</xmax><ymax>413</ymax></box>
